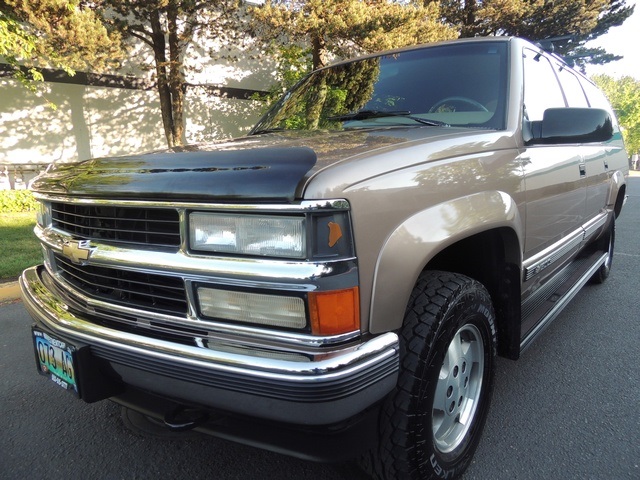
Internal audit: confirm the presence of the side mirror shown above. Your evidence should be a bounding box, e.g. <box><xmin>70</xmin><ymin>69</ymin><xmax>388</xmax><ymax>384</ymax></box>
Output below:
<box><xmin>526</xmin><ymin>108</ymin><xmax>613</xmax><ymax>145</ymax></box>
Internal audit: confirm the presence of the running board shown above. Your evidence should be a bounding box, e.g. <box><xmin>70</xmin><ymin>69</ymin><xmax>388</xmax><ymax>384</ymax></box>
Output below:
<box><xmin>520</xmin><ymin>250</ymin><xmax>608</xmax><ymax>352</ymax></box>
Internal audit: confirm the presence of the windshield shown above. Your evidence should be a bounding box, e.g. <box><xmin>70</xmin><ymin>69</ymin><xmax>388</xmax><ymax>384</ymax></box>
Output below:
<box><xmin>252</xmin><ymin>42</ymin><xmax>508</xmax><ymax>133</ymax></box>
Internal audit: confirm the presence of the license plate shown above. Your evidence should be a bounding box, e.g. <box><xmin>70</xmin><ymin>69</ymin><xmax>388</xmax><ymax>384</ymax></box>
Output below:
<box><xmin>32</xmin><ymin>329</ymin><xmax>79</xmax><ymax>396</ymax></box>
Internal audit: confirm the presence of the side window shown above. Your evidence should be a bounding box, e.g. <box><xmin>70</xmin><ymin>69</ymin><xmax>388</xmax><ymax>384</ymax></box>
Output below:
<box><xmin>557</xmin><ymin>67</ymin><xmax>589</xmax><ymax>107</ymax></box>
<box><xmin>579</xmin><ymin>78</ymin><xmax>612</xmax><ymax>110</ymax></box>
<box><xmin>579</xmin><ymin>77</ymin><xmax>619</xmax><ymax>128</ymax></box>
<box><xmin>523</xmin><ymin>49</ymin><xmax>566</xmax><ymax>121</ymax></box>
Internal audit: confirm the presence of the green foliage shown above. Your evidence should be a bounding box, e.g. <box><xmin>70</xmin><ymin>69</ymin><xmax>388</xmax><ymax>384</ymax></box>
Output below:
<box><xmin>1</xmin><ymin>1</ymin><xmax>122</xmax><ymax>106</ymax></box>
<box><xmin>252</xmin><ymin>0</ymin><xmax>457</xmax><ymax>70</ymax></box>
<box><xmin>259</xmin><ymin>57</ymin><xmax>381</xmax><ymax>130</ymax></box>
<box><xmin>0</xmin><ymin>10</ymin><xmax>35</xmax><ymax>65</ymax></box>
<box><xmin>1</xmin><ymin>0</ymin><xmax>123</xmax><ymax>73</ymax></box>
<box><xmin>277</xmin><ymin>45</ymin><xmax>313</xmax><ymax>93</ymax></box>
<box><xmin>592</xmin><ymin>74</ymin><xmax>640</xmax><ymax>154</ymax></box>
<box><xmin>252</xmin><ymin>44</ymin><xmax>313</xmax><ymax>113</ymax></box>
<box><xmin>0</xmin><ymin>10</ymin><xmax>48</xmax><ymax>93</ymax></box>
<box><xmin>0</xmin><ymin>189</ymin><xmax>38</xmax><ymax>213</ymax></box>
<box><xmin>0</xmin><ymin>212</ymin><xmax>40</xmax><ymax>280</ymax></box>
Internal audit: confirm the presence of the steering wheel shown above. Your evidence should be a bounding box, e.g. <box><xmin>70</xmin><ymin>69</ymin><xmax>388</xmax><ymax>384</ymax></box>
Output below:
<box><xmin>428</xmin><ymin>96</ymin><xmax>488</xmax><ymax>113</ymax></box>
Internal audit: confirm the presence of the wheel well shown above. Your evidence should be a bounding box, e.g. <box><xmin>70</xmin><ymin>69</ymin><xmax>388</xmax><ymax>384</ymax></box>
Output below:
<box><xmin>425</xmin><ymin>228</ymin><xmax>522</xmax><ymax>359</ymax></box>
<box><xmin>614</xmin><ymin>183</ymin><xmax>626</xmax><ymax>218</ymax></box>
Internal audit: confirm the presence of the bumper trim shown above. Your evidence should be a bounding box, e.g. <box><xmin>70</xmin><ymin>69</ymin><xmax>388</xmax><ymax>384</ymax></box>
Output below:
<box><xmin>21</xmin><ymin>266</ymin><xmax>399</xmax><ymax>424</ymax></box>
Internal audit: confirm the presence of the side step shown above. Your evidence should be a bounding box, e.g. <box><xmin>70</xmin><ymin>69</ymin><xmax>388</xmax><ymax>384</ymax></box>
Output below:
<box><xmin>520</xmin><ymin>250</ymin><xmax>608</xmax><ymax>352</ymax></box>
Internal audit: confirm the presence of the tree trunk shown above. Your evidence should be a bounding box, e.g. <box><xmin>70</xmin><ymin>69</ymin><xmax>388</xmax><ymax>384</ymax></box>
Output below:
<box><xmin>462</xmin><ymin>0</ymin><xmax>479</xmax><ymax>37</ymax></box>
<box><xmin>167</xmin><ymin>4</ymin><xmax>185</xmax><ymax>146</ymax></box>
<box><xmin>311</xmin><ymin>34</ymin><xmax>330</xmax><ymax>70</ymax></box>
<box><xmin>150</xmin><ymin>10</ymin><xmax>176</xmax><ymax>148</ymax></box>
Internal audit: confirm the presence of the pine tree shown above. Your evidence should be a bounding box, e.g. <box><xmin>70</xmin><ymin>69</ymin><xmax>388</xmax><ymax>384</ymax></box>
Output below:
<box><xmin>0</xmin><ymin>1</ymin><xmax>122</xmax><ymax>88</ymax></box>
<box><xmin>251</xmin><ymin>0</ymin><xmax>457</xmax><ymax>70</ymax></box>
<box><xmin>433</xmin><ymin>0</ymin><xmax>634</xmax><ymax>70</ymax></box>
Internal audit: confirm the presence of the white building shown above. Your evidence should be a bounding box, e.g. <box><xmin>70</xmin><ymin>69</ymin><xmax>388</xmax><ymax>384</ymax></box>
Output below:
<box><xmin>0</xmin><ymin>28</ymin><xmax>276</xmax><ymax>188</ymax></box>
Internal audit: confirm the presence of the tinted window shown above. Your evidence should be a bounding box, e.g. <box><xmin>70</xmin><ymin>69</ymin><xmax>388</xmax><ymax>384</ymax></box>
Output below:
<box><xmin>579</xmin><ymin>77</ymin><xmax>612</xmax><ymax>110</ymax></box>
<box><xmin>253</xmin><ymin>42</ymin><xmax>508</xmax><ymax>133</ymax></box>
<box><xmin>523</xmin><ymin>49</ymin><xmax>565</xmax><ymax>121</ymax></box>
<box><xmin>557</xmin><ymin>67</ymin><xmax>589</xmax><ymax>107</ymax></box>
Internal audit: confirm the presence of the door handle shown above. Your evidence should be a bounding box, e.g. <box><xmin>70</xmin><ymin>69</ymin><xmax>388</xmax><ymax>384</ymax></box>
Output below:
<box><xmin>579</xmin><ymin>163</ymin><xmax>586</xmax><ymax>177</ymax></box>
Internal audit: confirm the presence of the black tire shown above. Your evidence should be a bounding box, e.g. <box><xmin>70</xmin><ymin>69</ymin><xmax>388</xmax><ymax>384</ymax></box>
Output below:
<box><xmin>590</xmin><ymin>217</ymin><xmax>615</xmax><ymax>284</ymax></box>
<box><xmin>367</xmin><ymin>271</ymin><xmax>497</xmax><ymax>480</ymax></box>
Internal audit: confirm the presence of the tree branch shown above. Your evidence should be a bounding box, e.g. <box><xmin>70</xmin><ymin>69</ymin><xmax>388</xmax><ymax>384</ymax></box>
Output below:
<box><xmin>127</xmin><ymin>29</ymin><xmax>154</xmax><ymax>49</ymax></box>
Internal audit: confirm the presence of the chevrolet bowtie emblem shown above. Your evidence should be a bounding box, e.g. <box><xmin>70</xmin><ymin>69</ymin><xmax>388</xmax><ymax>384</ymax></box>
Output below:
<box><xmin>62</xmin><ymin>240</ymin><xmax>93</xmax><ymax>264</ymax></box>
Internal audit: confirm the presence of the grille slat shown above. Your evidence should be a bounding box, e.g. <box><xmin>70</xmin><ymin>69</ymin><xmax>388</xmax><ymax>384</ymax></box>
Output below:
<box><xmin>55</xmin><ymin>219</ymin><xmax>177</xmax><ymax>237</ymax></box>
<box><xmin>55</xmin><ymin>254</ymin><xmax>187</xmax><ymax>316</ymax></box>
<box><xmin>58</xmin><ymin>259</ymin><xmax>184</xmax><ymax>297</ymax></box>
<box><xmin>61</xmin><ymin>267</ymin><xmax>184</xmax><ymax>304</ymax></box>
<box><xmin>52</xmin><ymin>203</ymin><xmax>180</xmax><ymax>247</ymax></box>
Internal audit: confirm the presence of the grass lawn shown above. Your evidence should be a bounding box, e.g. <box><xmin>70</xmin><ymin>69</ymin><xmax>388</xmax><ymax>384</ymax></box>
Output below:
<box><xmin>0</xmin><ymin>212</ymin><xmax>41</xmax><ymax>281</ymax></box>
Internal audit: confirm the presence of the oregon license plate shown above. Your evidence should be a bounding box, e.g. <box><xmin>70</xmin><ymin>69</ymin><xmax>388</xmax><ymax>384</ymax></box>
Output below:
<box><xmin>32</xmin><ymin>329</ymin><xmax>79</xmax><ymax>396</ymax></box>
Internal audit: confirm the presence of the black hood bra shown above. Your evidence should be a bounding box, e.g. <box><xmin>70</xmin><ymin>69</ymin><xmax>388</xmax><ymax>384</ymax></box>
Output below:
<box><xmin>31</xmin><ymin>146</ymin><xmax>318</xmax><ymax>202</ymax></box>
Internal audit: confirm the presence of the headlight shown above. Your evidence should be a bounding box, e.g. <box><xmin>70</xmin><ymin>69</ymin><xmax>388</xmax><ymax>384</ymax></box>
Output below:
<box><xmin>197</xmin><ymin>287</ymin><xmax>307</xmax><ymax>329</ymax></box>
<box><xmin>196</xmin><ymin>286</ymin><xmax>360</xmax><ymax>334</ymax></box>
<box><xmin>189</xmin><ymin>213</ymin><xmax>306</xmax><ymax>258</ymax></box>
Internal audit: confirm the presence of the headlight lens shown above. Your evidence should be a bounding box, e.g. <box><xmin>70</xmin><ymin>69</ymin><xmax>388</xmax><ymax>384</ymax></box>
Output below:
<box><xmin>197</xmin><ymin>287</ymin><xmax>307</xmax><ymax>329</ymax></box>
<box><xmin>189</xmin><ymin>213</ymin><xmax>306</xmax><ymax>258</ymax></box>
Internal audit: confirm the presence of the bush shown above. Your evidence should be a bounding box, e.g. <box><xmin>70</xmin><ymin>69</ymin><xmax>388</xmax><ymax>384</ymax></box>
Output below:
<box><xmin>0</xmin><ymin>212</ymin><xmax>40</xmax><ymax>279</ymax></box>
<box><xmin>0</xmin><ymin>190</ymin><xmax>38</xmax><ymax>213</ymax></box>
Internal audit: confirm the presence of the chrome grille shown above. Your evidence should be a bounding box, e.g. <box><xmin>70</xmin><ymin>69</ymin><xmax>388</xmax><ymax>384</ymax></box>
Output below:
<box><xmin>51</xmin><ymin>203</ymin><xmax>180</xmax><ymax>247</ymax></box>
<box><xmin>55</xmin><ymin>254</ymin><xmax>187</xmax><ymax>315</ymax></box>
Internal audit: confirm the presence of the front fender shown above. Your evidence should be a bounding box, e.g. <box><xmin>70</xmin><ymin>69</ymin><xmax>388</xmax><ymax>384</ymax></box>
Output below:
<box><xmin>369</xmin><ymin>191</ymin><xmax>523</xmax><ymax>333</ymax></box>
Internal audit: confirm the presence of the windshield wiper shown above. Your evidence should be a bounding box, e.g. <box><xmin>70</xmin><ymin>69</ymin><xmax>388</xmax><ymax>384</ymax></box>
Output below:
<box><xmin>327</xmin><ymin>110</ymin><xmax>449</xmax><ymax>127</ymax></box>
<box><xmin>250</xmin><ymin>127</ymin><xmax>286</xmax><ymax>135</ymax></box>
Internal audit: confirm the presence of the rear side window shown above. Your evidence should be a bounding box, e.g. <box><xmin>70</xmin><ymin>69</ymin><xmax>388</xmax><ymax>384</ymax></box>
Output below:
<box><xmin>557</xmin><ymin>67</ymin><xmax>589</xmax><ymax>107</ymax></box>
<box><xmin>523</xmin><ymin>49</ymin><xmax>566</xmax><ymax>121</ymax></box>
<box><xmin>579</xmin><ymin>77</ymin><xmax>618</xmax><ymax>129</ymax></box>
<box><xmin>579</xmin><ymin>78</ymin><xmax>612</xmax><ymax>110</ymax></box>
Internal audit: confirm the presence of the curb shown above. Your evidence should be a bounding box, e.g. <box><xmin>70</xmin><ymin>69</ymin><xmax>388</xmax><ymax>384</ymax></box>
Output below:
<box><xmin>0</xmin><ymin>280</ymin><xmax>21</xmax><ymax>303</ymax></box>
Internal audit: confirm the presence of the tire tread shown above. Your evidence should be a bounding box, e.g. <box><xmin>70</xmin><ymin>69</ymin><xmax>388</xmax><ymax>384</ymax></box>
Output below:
<box><xmin>362</xmin><ymin>271</ymin><xmax>496</xmax><ymax>480</ymax></box>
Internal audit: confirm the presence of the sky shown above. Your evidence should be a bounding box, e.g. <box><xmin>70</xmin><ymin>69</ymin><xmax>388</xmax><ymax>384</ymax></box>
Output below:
<box><xmin>585</xmin><ymin>0</ymin><xmax>640</xmax><ymax>79</ymax></box>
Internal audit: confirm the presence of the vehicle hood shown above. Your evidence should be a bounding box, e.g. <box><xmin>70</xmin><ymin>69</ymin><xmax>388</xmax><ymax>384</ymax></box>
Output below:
<box><xmin>31</xmin><ymin>127</ymin><xmax>495</xmax><ymax>201</ymax></box>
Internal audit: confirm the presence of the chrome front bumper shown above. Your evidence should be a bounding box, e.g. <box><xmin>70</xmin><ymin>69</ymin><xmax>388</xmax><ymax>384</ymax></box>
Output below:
<box><xmin>21</xmin><ymin>266</ymin><xmax>399</xmax><ymax>425</ymax></box>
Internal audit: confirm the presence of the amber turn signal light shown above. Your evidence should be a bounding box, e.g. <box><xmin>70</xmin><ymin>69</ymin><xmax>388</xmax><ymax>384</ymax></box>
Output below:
<box><xmin>308</xmin><ymin>287</ymin><xmax>360</xmax><ymax>336</ymax></box>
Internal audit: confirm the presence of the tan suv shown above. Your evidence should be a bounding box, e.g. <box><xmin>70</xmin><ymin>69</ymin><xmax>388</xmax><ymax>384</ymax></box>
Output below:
<box><xmin>22</xmin><ymin>37</ymin><xmax>628</xmax><ymax>479</ymax></box>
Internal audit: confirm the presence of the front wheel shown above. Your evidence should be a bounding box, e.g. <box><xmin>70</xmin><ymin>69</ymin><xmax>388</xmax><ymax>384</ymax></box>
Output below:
<box><xmin>368</xmin><ymin>271</ymin><xmax>497</xmax><ymax>480</ymax></box>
